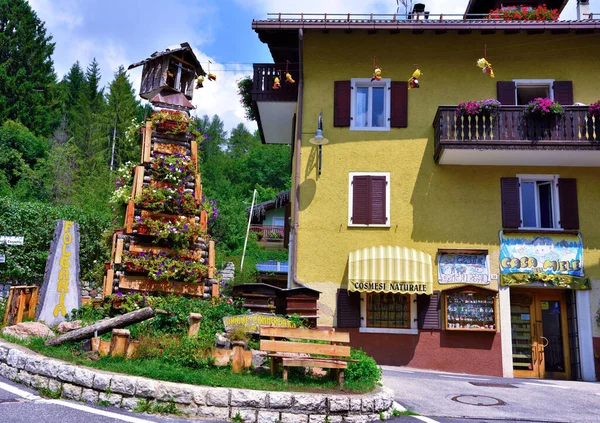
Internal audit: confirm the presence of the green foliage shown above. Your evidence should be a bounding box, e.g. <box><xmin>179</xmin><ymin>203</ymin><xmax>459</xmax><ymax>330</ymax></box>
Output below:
<box><xmin>133</xmin><ymin>398</ymin><xmax>154</xmax><ymax>413</ymax></box>
<box><xmin>0</xmin><ymin>198</ymin><xmax>111</xmax><ymax>284</ymax></box>
<box><xmin>237</xmin><ymin>76</ymin><xmax>256</xmax><ymax>121</ymax></box>
<box><xmin>345</xmin><ymin>348</ymin><xmax>382</xmax><ymax>390</ymax></box>
<box><xmin>227</xmin><ymin>326</ymin><xmax>248</xmax><ymax>342</ymax></box>
<box><xmin>379</xmin><ymin>411</ymin><xmax>386</xmax><ymax>421</ymax></box>
<box><xmin>38</xmin><ymin>387</ymin><xmax>61</xmax><ymax>399</ymax></box>
<box><xmin>0</xmin><ymin>0</ymin><xmax>59</xmax><ymax>137</ymax></box>
<box><xmin>232</xmin><ymin>411</ymin><xmax>246</xmax><ymax>423</ymax></box>
<box><xmin>97</xmin><ymin>399</ymin><xmax>110</xmax><ymax>407</ymax></box>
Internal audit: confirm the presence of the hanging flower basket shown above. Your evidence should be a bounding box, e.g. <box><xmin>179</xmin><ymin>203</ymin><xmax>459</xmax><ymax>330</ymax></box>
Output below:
<box><xmin>525</xmin><ymin>98</ymin><xmax>564</xmax><ymax>116</ymax></box>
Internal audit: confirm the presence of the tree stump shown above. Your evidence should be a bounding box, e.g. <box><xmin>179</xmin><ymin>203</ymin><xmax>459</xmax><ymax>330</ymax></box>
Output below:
<box><xmin>231</xmin><ymin>341</ymin><xmax>245</xmax><ymax>374</ymax></box>
<box><xmin>187</xmin><ymin>313</ymin><xmax>203</xmax><ymax>337</ymax></box>
<box><xmin>110</xmin><ymin>329</ymin><xmax>130</xmax><ymax>357</ymax></box>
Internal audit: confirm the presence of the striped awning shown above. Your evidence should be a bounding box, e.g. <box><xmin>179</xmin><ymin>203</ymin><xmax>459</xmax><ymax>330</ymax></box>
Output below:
<box><xmin>348</xmin><ymin>246</ymin><xmax>433</xmax><ymax>295</ymax></box>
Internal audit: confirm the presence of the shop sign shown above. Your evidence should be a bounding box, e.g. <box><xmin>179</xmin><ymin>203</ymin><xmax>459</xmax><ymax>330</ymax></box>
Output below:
<box><xmin>37</xmin><ymin>220</ymin><xmax>81</xmax><ymax>326</ymax></box>
<box><xmin>0</xmin><ymin>236</ymin><xmax>24</xmax><ymax>245</ymax></box>
<box><xmin>438</xmin><ymin>254</ymin><xmax>489</xmax><ymax>285</ymax></box>
<box><xmin>499</xmin><ymin>231</ymin><xmax>589</xmax><ymax>290</ymax></box>
<box><xmin>0</xmin><ymin>254</ymin><xmax>5</xmax><ymax>263</ymax></box>
<box><xmin>222</xmin><ymin>313</ymin><xmax>296</xmax><ymax>334</ymax></box>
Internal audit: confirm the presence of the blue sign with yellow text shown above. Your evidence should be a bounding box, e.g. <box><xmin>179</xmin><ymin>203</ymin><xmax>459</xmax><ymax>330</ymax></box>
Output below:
<box><xmin>499</xmin><ymin>232</ymin><xmax>584</xmax><ymax>277</ymax></box>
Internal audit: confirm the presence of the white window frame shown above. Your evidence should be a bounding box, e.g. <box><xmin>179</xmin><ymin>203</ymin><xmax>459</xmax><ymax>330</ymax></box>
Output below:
<box><xmin>517</xmin><ymin>174</ymin><xmax>561</xmax><ymax>230</ymax></box>
<box><xmin>513</xmin><ymin>79</ymin><xmax>555</xmax><ymax>104</ymax></box>
<box><xmin>350</xmin><ymin>78</ymin><xmax>391</xmax><ymax>131</ymax></box>
<box><xmin>271</xmin><ymin>217</ymin><xmax>285</xmax><ymax>227</ymax></box>
<box><xmin>359</xmin><ymin>292</ymin><xmax>418</xmax><ymax>334</ymax></box>
<box><xmin>348</xmin><ymin>172</ymin><xmax>390</xmax><ymax>228</ymax></box>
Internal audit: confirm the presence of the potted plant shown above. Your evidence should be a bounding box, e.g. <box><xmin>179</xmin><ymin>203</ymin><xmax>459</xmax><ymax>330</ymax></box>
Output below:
<box><xmin>525</xmin><ymin>97</ymin><xmax>564</xmax><ymax>140</ymax></box>
<box><xmin>456</xmin><ymin>99</ymin><xmax>500</xmax><ymax>140</ymax></box>
<box><xmin>150</xmin><ymin>110</ymin><xmax>190</xmax><ymax>135</ymax></box>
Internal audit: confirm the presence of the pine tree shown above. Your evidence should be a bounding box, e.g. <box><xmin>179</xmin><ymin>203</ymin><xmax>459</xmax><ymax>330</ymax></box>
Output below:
<box><xmin>63</xmin><ymin>61</ymin><xmax>85</xmax><ymax>111</ymax></box>
<box><xmin>0</xmin><ymin>0</ymin><xmax>59</xmax><ymax>136</ymax></box>
<box><xmin>104</xmin><ymin>65</ymin><xmax>140</xmax><ymax>170</ymax></box>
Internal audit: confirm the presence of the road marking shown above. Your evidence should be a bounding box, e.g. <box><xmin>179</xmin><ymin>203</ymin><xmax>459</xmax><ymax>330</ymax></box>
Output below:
<box><xmin>38</xmin><ymin>399</ymin><xmax>155</xmax><ymax>423</ymax></box>
<box><xmin>411</xmin><ymin>416</ymin><xmax>440</xmax><ymax>423</ymax></box>
<box><xmin>0</xmin><ymin>381</ymin><xmax>40</xmax><ymax>401</ymax></box>
<box><xmin>439</xmin><ymin>375</ymin><xmax>489</xmax><ymax>381</ymax></box>
<box><xmin>387</xmin><ymin>369</ymin><xmax>415</xmax><ymax>374</ymax></box>
<box><xmin>521</xmin><ymin>382</ymin><xmax>569</xmax><ymax>389</ymax></box>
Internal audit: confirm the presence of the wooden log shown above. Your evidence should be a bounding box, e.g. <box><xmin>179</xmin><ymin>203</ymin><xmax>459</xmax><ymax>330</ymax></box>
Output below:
<box><xmin>231</xmin><ymin>344</ymin><xmax>245</xmax><ymax>374</ymax></box>
<box><xmin>187</xmin><ymin>312</ymin><xmax>203</xmax><ymax>337</ymax></box>
<box><xmin>98</xmin><ymin>339</ymin><xmax>111</xmax><ymax>356</ymax></box>
<box><xmin>153</xmin><ymin>142</ymin><xmax>187</xmax><ymax>156</ymax></box>
<box><xmin>110</xmin><ymin>329</ymin><xmax>130</xmax><ymax>357</ymax></box>
<box><xmin>91</xmin><ymin>337</ymin><xmax>100</xmax><ymax>351</ymax></box>
<box><xmin>45</xmin><ymin>306</ymin><xmax>155</xmax><ymax>346</ymax></box>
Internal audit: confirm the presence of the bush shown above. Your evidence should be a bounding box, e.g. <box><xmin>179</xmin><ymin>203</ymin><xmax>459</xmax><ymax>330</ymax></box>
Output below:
<box><xmin>0</xmin><ymin>199</ymin><xmax>111</xmax><ymax>284</ymax></box>
<box><xmin>345</xmin><ymin>348</ymin><xmax>382</xmax><ymax>388</ymax></box>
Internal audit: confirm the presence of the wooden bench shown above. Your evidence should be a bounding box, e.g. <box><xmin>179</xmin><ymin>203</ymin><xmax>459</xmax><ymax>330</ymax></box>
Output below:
<box><xmin>259</xmin><ymin>326</ymin><xmax>354</xmax><ymax>387</ymax></box>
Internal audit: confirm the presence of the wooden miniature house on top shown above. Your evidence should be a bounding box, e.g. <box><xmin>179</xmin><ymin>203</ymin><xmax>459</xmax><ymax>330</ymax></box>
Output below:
<box><xmin>128</xmin><ymin>42</ymin><xmax>205</xmax><ymax>111</ymax></box>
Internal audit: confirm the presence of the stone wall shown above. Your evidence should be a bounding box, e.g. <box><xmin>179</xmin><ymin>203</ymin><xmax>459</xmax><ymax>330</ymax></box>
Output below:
<box><xmin>220</xmin><ymin>262</ymin><xmax>235</xmax><ymax>285</ymax></box>
<box><xmin>0</xmin><ymin>339</ymin><xmax>398</xmax><ymax>422</ymax></box>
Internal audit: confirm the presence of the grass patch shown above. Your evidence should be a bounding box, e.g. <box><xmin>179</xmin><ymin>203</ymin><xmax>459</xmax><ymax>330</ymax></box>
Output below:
<box><xmin>1</xmin><ymin>335</ymin><xmax>375</xmax><ymax>393</ymax></box>
<box><xmin>38</xmin><ymin>387</ymin><xmax>61</xmax><ymax>399</ymax></box>
<box><xmin>392</xmin><ymin>409</ymin><xmax>419</xmax><ymax>416</ymax></box>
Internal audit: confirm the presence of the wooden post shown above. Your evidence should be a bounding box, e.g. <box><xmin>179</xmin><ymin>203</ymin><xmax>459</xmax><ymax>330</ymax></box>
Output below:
<box><xmin>282</xmin><ymin>366</ymin><xmax>288</xmax><ymax>383</ymax></box>
<box><xmin>208</xmin><ymin>240</ymin><xmax>215</xmax><ymax>278</ymax></box>
<box><xmin>114</xmin><ymin>238</ymin><xmax>124</xmax><ymax>264</ymax></box>
<box><xmin>110</xmin><ymin>328</ymin><xmax>130</xmax><ymax>357</ymax></box>
<box><xmin>3</xmin><ymin>289</ymin><xmax>13</xmax><ymax>324</ymax></box>
<box><xmin>143</xmin><ymin>121</ymin><xmax>152</xmax><ymax>162</ymax></box>
<box><xmin>16</xmin><ymin>291</ymin><xmax>26</xmax><ymax>324</ymax></box>
<box><xmin>187</xmin><ymin>313</ymin><xmax>202</xmax><ymax>337</ymax></box>
<box><xmin>126</xmin><ymin>340</ymin><xmax>140</xmax><ymax>359</ymax></box>
<box><xmin>104</xmin><ymin>269</ymin><xmax>114</xmax><ymax>297</ymax></box>
<box><xmin>98</xmin><ymin>339</ymin><xmax>111</xmax><ymax>357</ymax></box>
<box><xmin>231</xmin><ymin>341</ymin><xmax>245</xmax><ymax>374</ymax></box>
<box><xmin>211</xmin><ymin>283</ymin><xmax>219</xmax><ymax>298</ymax></box>
<box><xmin>133</xmin><ymin>165</ymin><xmax>144</xmax><ymax>200</ymax></box>
<box><xmin>91</xmin><ymin>337</ymin><xmax>101</xmax><ymax>351</ymax></box>
<box><xmin>27</xmin><ymin>287</ymin><xmax>38</xmax><ymax>319</ymax></box>
<box><xmin>124</xmin><ymin>200</ymin><xmax>135</xmax><ymax>233</ymax></box>
<box><xmin>190</xmin><ymin>140</ymin><xmax>198</xmax><ymax>171</ymax></box>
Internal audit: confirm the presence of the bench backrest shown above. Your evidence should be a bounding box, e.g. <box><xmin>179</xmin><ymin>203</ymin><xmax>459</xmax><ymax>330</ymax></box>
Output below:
<box><xmin>259</xmin><ymin>327</ymin><xmax>351</xmax><ymax>358</ymax></box>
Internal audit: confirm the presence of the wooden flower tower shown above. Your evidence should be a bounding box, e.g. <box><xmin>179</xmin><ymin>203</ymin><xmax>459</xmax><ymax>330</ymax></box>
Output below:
<box><xmin>102</xmin><ymin>43</ymin><xmax>218</xmax><ymax>299</ymax></box>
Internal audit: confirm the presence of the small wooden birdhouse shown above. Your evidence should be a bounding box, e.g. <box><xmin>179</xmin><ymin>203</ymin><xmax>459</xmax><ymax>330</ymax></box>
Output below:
<box><xmin>128</xmin><ymin>42</ymin><xmax>205</xmax><ymax>108</ymax></box>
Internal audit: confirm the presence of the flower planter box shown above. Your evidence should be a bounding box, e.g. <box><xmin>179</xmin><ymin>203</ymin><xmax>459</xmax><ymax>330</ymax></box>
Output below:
<box><xmin>119</xmin><ymin>275</ymin><xmax>207</xmax><ymax>297</ymax></box>
<box><xmin>156</xmin><ymin>120</ymin><xmax>186</xmax><ymax>134</ymax></box>
<box><xmin>136</xmin><ymin>224</ymin><xmax>151</xmax><ymax>235</ymax></box>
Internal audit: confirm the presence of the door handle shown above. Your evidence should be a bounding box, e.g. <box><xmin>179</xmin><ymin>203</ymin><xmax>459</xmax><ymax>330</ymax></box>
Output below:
<box><xmin>540</xmin><ymin>336</ymin><xmax>549</xmax><ymax>348</ymax></box>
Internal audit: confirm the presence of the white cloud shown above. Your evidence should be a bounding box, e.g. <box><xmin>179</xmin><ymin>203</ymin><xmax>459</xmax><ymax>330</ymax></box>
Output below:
<box><xmin>29</xmin><ymin>0</ymin><xmax>83</xmax><ymax>31</ymax></box>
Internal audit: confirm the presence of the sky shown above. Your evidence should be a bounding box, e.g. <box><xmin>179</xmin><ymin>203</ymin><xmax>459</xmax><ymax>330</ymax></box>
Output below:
<box><xmin>28</xmin><ymin>0</ymin><xmax>580</xmax><ymax>134</ymax></box>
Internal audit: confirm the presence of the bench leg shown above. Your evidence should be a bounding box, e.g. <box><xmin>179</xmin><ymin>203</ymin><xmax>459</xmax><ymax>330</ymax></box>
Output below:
<box><xmin>270</xmin><ymin>357</ymin><xmax>280</xmax><ymax>377</ymax></box>
<box><xmin>282</xmin><ymin>367</ymin><xmax>288</xmax><ymax>383</ymax></box>
<box><xmin>338</xmin><ymin>370</ymin><xmax>344</xmax><ymax>388</ymax></box>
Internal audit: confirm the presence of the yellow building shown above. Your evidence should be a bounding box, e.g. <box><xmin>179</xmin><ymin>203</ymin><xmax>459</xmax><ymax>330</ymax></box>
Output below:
<box><xmin>251</xmin><ymin>0</ymin><xmax>599</xmax><ymax>381</ymax></box>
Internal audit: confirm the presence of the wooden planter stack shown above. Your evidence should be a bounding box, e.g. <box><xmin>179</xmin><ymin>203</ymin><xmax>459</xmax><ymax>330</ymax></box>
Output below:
<box><xmin>103</xmin><ymin>121</ymin><xmax>217</xmax><ymax>299</ymax></box>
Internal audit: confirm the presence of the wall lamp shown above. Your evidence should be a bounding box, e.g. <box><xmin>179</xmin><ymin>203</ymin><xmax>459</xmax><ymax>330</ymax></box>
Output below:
<box><xmin>309</xmin><ymin>112</ymin><xmax>329</xmax><ymax>176</ymax></box>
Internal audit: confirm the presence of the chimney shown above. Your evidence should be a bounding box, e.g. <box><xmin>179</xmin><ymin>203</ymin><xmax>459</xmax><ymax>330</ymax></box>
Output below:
<box><xmin>577</xmin><ymin>0</ymin><xmax>590</xmax><ymax>20</ymax></box>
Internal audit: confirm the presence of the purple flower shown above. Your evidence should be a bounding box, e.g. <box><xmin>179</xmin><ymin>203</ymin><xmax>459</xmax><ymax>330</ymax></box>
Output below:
<box><xmin>116</xmin><ymin>292</ymin><xmax>123</xmax><ymax>297</ymax></box>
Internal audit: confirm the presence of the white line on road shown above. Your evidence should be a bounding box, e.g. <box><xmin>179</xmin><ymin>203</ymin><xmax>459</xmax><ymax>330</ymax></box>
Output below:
<box><xmin>411</xmin><ymin>416</ymin><xmax>440</xmax><ymax>423</ymax></box>
<box><xmin>439</xmin><ymin>375</ymin><xmax>489</xmax><ymax>381</ymax></box>
<box><xmin>0</xmin><ymin>381</ymin><xmax>40</xmax><ymax>400</ymax></box>
<box><xmin>387</xmin><ymin>369</ymin><xmax>415</xmax><ymax>373</ymax></box>
<box><xmin>38</xmin><ymin>400</ymin><xmax>156</xmax><ymax>423</ymax></box>
<box><xmin>521</xmin><ymin>382</ymin><xmax>570</xmax><ymax>389</ymax></box>
<box><xmin>0</xmin><ymin>381</ymin><xmax>154</xmax><ymax>423</ymax></box>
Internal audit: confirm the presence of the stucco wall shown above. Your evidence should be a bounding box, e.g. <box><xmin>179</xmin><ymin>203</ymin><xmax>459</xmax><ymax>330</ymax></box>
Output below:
<box><xmin>293</xmin><ymin>30</ymin><xmax>600</xmax><ymax>337</ymax></box>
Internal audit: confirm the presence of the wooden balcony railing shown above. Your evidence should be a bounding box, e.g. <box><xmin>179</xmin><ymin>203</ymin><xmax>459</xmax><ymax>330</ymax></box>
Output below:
<box><xmin>433</xmin><ymin>106</ymin><xmax>600</xmax><ymax>162</ymax></box>
<box><xmin>250</xmin><ymin>225</ymin><xmax>285</xmax><ymax>242</ymax></box>
<box><xmin>252</xmin><ymin>63</ymin><xmax>299</xmax><ymax>102</ymax></box>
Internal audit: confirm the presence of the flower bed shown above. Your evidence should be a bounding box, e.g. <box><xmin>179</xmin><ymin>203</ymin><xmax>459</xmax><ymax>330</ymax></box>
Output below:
<box><xmin>489</xmin><ymin>4</ymin><xmax>559</xmax><ymax>21</ymax></box>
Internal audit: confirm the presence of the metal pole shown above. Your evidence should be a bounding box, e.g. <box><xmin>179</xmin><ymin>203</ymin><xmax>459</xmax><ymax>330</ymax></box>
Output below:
<box><xmin>240</xmin><ymin>189</ymin><xmax>257</xmax><ymax>272</ymax></box>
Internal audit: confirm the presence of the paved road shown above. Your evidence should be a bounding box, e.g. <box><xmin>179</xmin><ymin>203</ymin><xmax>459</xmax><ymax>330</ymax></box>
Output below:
<box><xmin>383</xmin><ymin>366</ymin><xmax>600</xmax><ymax>423</ymax></box>
<box><xmin>0</xmin><ymin>376</ymin><xmax>226</xmax><ymax>423</ymax></box>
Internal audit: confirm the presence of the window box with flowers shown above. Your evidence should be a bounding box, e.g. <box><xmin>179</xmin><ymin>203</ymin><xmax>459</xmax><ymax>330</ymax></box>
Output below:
<box><xmin>455</xmin><ymin>99</ymin><xmax>501</xmax><ymax>140</ymax></box>
<box><xmin>150</xmin><ymin>110</ymin><xmax>190</xmax><ymax>135</ymax></box>
<box><xmin>134</xmin><ymin>216</ymin><xmax>208</xmax><ymax>251</ymax></box>
<box><xmin>524</xmin><ymin>97</ymin><xmax>564</xmax><ymax>140</ymax></box>
<box><xmin>488</xmin><ymin>5</ymin><xmax>560</xmax><ymax>21</ymax></box>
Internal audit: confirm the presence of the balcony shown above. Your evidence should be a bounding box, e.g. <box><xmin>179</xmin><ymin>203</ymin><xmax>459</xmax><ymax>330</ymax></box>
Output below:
<box><xmin>252</xmin><ymin>63</ymin><xmax>298</xmax><ymax>144</ymax></box>
<box><xmin>433</xmin><ymin>106</ymin><xmax>600</xmax><ymax>166</ymax></box>
<box><xmin>250</xmin><ymin>225</ymin><xmax>285</xmax><ymax>249</ymax></box>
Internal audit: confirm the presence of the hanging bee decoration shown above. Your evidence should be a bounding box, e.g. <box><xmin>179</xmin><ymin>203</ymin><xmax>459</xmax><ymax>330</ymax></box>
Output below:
<box><xmin>273</xmin><ymin>75</ymin><xmax>281</xmax><ymax>90</ymax></box>
<box><xmin>285</xmin><ymin>72</ymin><xmax>295</xmax><ymax>84</ymax></box>
<box><xmin>408</xmin><ymin>65</ymin><xmax>422</xmax><ymax>89</ymax></box>
<box><xmin>477</xmin><ymin>46</ymin><xmax>495</xmax><ymax>78</ymax></box>
<box><xmin>195</xmin><ymin>75</ymin><xmax>205</xmax><ymax>89</ymax></box>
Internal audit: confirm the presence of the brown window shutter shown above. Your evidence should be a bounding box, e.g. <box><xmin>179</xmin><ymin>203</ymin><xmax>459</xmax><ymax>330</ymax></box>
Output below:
<box><xmin>334</xmin><ymin>81</ymin><xmax>351</xmax><ymax>127</ymax></box>
<box><xmin>370</xmin><ymin>176</ymin><xmax>387</xmax><ymax>224</ymax></box>
<box><xmin>336</xmin><ymin>289</ymin><xmax>361</xmax><ymax>328</ymax></box>
<box><xmin>558</xmin><ymin>178</ymin><xmax>579</xmax><ymax>229</ymax></box>
<box><xmin>553</xmin><ymin>81</ymin><xmax>573</xmax><ymax>106</ymax></box>
<box><xmin>501</xmin><ymin>177</ymin><xmax>521</xmax><ymax>228</ymax></box>
<box><xmin>352</xmin><ymin>175</ymin><xmax>369</xmax><ymax>224</ymax></box>
<box><xmin>390</xmin><ymin>81</ymin><xmax>408</xmax><ymax>128</ymax></box>
<box><xmin>497</xmin><ymin>81</ymin><xmax>516</xmax><ymax>105</ymax></box>
<box><xmin>283</xmin><ymin>202</ymin><xmax>291</xmax><ymax>249</ymax></box>
<box><xmin>417</xmin><ymin>291</ymin><xmax>441</xmax><ymax>330</ymax></box>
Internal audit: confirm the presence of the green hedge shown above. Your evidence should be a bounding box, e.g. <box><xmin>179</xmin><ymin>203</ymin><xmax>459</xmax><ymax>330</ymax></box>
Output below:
<box><xmin>0</xmin><ymin>198</ymin><xmax>111</xmax><ymax>285</ymax></box>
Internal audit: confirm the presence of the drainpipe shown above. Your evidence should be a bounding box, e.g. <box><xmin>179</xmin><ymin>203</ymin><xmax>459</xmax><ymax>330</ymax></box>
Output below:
<box><xmin>290</xmin><ymin>28</ymin><xmax>304</xmax><ymax>289</ymax></box>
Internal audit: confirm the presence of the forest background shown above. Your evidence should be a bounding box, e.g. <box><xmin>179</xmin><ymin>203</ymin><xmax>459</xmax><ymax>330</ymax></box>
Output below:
<box><xmin>0</xmin><ymin>0</ymin><xmax>290</xmax><ymax>288</ymax></box>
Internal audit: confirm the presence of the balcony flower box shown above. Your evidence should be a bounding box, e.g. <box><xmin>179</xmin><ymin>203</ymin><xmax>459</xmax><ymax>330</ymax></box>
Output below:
<box><xmin>524</xmin><ymin>98</ymin><xmax>563</xmax><ymax>140</ymax></box>
<box><xmin>455</xmin><ymin>99</ymin><xmax>501</xmax><ymax>140</ymax></box>
<box><xmin>488</xmin><ymin>5</ymin><xmax>559</xmax><ymax>21</ymax></box>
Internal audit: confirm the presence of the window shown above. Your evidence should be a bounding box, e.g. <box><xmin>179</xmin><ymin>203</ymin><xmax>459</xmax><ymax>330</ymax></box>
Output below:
<box><xmin>519</xmin><ymin>175</ymin><xmax>559</xmax><ymax>229</ymax></box>
<box><xmin>272</xmin><ymin>217</ymin><xmax>285</xmax><ymax>227</ymax></box>
<box><xmin>348</xmin><ymin>172</ymin><xmax>390</xmax><ymax>227</ymax></box>
<box><xmin>366</xmin><ymin>293</ymin><xmax>410</xmax><ymax>328</ymax></box>
<box><xmin>514</xmin><ymin>79</ymin><xmax>554</xmax><ymax>105</ymax></box>
<box><xmin>350</xmin><ymin>78</ymin><xmax>390</xmax><ymax>131</ymax></box>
